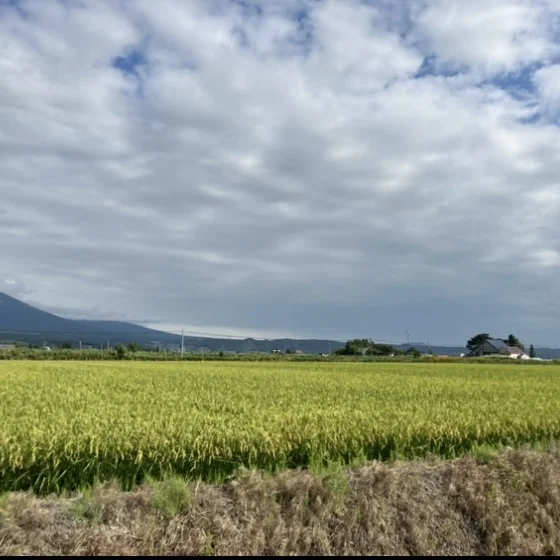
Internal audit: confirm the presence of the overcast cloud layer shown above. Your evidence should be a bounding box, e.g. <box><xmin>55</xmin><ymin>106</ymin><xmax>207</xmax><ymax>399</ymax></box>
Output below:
<box><xmin>1</xmin><ymin>0</ymin><xmax>560</xmax><ymax>345</ymax></box>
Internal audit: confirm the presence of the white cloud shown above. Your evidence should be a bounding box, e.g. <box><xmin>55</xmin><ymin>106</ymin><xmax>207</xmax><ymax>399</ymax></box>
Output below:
<box><xmin>534</xmin><ymin>64</ymin><xmax>560</xmax><ymax>119</ymax></box>
<box><xmin>414</xmin><ymin>0</ymin><xmax>559</xmax><ymax>77</ymax></box>
<box><xmin>532</xmin><ymin>249</ymin><xmax>560</xmax><ymax>268</ymax></box>
<box><xmin>309</xmin><ymin>1</ymin><xmax>424</xmax><ymax>91</ymax></box>
<box><xmin>0</xmin><ymin>277</ymin><xmax>28</xmax><ymax>298</ymax></box>
<box><xmin>1</xmin><ymin>0</ymin><xmax>560</xmax><ymax>344</ymax></box>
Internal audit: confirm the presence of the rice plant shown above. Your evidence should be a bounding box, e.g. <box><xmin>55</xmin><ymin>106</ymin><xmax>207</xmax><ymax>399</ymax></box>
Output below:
<box><xmin>1</xmin><ymin>361</ymin><xmax>560</xmax><ymax>492</ymax></box>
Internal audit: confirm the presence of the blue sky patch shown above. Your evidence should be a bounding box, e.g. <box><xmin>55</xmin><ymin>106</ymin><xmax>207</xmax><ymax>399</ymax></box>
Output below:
<box><xmin>113</xmin><ymin>49</ymin><xmax>146</xmax><ymax>78</ymax></box>
<box><xmin>294</xmin><ymin>7</ymin><xmax>314</xmax><ymax>48</ymax></box>
<box><xmin>232</xmin><ymin>0</ymin><xmax>263</xmax><ymax>19</ymax></box>
<box><xmin>0</xmin><ymin>0</ymin><xmax>28</xmax><ymax>18</ymax></box>
<box><xmin>414</xmin><ymin>56</ymin><xmax>463</xmax><ymax>79</ymax></box>
<box><xmin>232</xmin><ymin>24</ymin><xmax>250</xmax><ymax>49</ymax></box>
<box><xmin>519</xmin><ymin>113</ymin><xmax>542</xmax><ymax>125</ymax></box>
<box><xmin>488</xmin><ymin>65</ymin><xmax>542</xmax><ymax>100</ymax></box>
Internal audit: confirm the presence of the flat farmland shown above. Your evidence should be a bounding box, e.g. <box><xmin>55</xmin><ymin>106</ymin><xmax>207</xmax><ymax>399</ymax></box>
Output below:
<box><xmin>2</xmin><ymin>361</ymin><xmax>560</xmax><ymax>492</ymax></box>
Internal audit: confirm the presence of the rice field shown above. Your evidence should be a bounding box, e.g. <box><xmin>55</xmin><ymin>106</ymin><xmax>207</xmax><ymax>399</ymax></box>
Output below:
<box><xmin>2</xmin><ymin>360</ymin><xmax>560</xmax><ymax>493</ymax></box>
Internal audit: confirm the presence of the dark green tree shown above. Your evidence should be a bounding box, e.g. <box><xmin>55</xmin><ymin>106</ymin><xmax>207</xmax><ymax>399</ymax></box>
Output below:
<box><xmin>336</xmin><ymin>339</ymin><xmax>399</xmax><ymax>357</ymax></box>
<box><xmin>506</xmin><ymin>334</ymin><xmax>524</xmax><ymax>350</ymax></box>
<box><xmin>115</xmin><ymin>344</ymin><xmax>126</xmax><ymax>360</ymax></box>
<box><xmin>466</xmin><ymin>333</ymin><xmax>491</xmax><ymax>352</ymax></box>
<box><xmin>529</xmin><ymin>344</ymin><xmax>536</xmax><ymax>358</ymax></box>
<box><xmin>127</xmin><ymin>342</ymin><xmax>142</xmax><ymax>353</ymax></box>
<box><xmin>60</xmin><ymin>343</ymin><xmax>72</xmax><ymax>349</ymax></box>
<box><xmin>406</xmin><ymin>347</ymin><xmax>422</xmax><ymax>358</ymax></box>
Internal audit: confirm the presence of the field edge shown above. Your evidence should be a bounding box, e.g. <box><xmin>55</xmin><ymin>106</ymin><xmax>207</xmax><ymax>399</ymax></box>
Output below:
<box><xmin>2</xmin><ymin>448</ymin><xmax>560</xmax><ymax>556</ymax></box>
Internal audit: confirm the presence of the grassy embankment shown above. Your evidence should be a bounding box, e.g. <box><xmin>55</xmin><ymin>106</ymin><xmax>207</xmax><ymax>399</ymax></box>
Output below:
<box><xmin>2</xmin><ymin>449</ymin><xmax>560</xmax><ymax>555</ymax></box>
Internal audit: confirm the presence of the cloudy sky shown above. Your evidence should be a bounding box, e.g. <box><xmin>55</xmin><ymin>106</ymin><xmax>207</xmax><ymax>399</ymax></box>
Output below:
<box><xmin>1</xmin><ymin>0</ymin><xmax>560</xmax><ymax>346</ymax></box>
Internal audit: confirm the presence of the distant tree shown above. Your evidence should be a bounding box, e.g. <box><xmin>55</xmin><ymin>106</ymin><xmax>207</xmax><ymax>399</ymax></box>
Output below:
<box><xmin>370</xmin><ymin>342</ymin><xmax>401</xmax><ymax>356</ymax></box>
<box><xmin>529</xmin><ymin>344</ymin><xmax>536</xmax><ymax>358</ymax></box>
<box><xmin>336</xmin><ymin>339</ymin><xmax>371</xmax><ymax>356</ymax></box>
<box><xmin>466</xmin><ymin>333</ymin><xmax>491</xmax><ymax>352</ymax></box>
<box><xmin>506</xmin><ymin>334</ymin><xmax>524</xmax><ymax>351</ymax></box>
<box><xmin>127</xmin><ymin>342</ymin><xmax>142</xmax><ymax>353</ymax></box>
<box><xmin>60</xmin><ymin>343</ymin><xmax>72</xmax><ymax>349</ymax></box>
<box><xmin>406</xmin><ymin>347</ymin><xmax>422</xmax><ymax>358</ymax></box>
<box><xmin>115</xmin><ymin>344</ymin><xmax>126</xmax><ymax>360</ymax></box>
<box><xmin>336</xmin><ymin>339</ymin><xmax>399</xmax><ymax>357</ymax></box>
<box><xmin>336</xmin><ymin>339</ymin><xmax>365</xmax><ymax>356</ymax></box>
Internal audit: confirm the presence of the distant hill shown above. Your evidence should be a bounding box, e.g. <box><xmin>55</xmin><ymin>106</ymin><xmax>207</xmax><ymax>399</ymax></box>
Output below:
<box><xmin>0</xmin><ymin>293</ymin><xmax>179</xmax><ymax>346</ymax></box>
<box><xmin>1</xmin><ymin>293</ymin><xmax>558</xmax><ymax>358</ymax></box>
<box><xmin>78</xmin><ymin>321</ymin><xmax>159</xmax><ymax>334</ymax></box>
<box><xmin>0</xmin><ymin>292</ymin><xmax>88</xmax><ymax>335</ymax></box>
<box><xmin>76</xmin><ymin>320</ymin><xmax>179</xmax><ymax>339</ymax></box>
<box><xmin>0</xmin><ymin>293</ymin><xmax>345</xmax><ymax>353</ymax></box>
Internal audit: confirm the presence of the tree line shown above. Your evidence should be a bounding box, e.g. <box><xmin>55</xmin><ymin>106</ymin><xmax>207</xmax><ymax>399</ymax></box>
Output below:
<box><xmin>336</xmin><ymin>334</ymin><xmax>538</xmax><ymax>360</ymax></box>
<box><xmin>335</xmin><ymin>339</ymin><xmax>423</xmax><ymax>358</ymax></box>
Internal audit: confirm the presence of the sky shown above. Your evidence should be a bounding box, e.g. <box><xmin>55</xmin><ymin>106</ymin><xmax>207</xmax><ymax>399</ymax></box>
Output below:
<box><xmin>1</xmin><ymin>0</ymin><xmax>560</xmax><ymax>346</ymax></box>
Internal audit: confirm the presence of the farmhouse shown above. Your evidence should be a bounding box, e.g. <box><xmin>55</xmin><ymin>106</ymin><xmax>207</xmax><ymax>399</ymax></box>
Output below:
<box><xmin>468</xmin><ymin>338</ymin><xmax>527</xmax><ymax>359</ymax></box>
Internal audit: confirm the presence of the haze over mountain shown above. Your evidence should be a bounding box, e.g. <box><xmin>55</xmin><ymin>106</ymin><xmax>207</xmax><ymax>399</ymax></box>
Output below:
<box><xmin>0</xmin><ymin>292</ymin><xmax>170</xmax><ymax>342</ymax></box>
<box><xmin>0</xmin><ymin>293</ymin><xmax>347</xmax><ymax>353</ymax></box>
<box><xmin>2</xmin><ymin>292</ymin><xmax>559</xmax><ymax>359</ymax></box>
<box><xmin>0</xmin><ymin>292</ymin><xmax>81</xmax><ymax>334</ymax></box>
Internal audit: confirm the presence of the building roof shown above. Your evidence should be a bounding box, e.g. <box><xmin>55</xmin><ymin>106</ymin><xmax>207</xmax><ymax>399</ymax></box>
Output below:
<box><xmin>487</xmin><ymin>339</ymin><xmax>507</xmax><ymax>351</ymax></box>
<box><xmin>506</xmin><ymin>346</ymin><xmax>525</xmax><ymax>355</ymax></box>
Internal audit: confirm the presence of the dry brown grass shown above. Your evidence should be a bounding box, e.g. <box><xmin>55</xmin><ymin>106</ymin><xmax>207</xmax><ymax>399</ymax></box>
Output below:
<box><xmin>2</xmin><ymin>449</ymin><xmax>560</xmax><ymax>556</ymax></box>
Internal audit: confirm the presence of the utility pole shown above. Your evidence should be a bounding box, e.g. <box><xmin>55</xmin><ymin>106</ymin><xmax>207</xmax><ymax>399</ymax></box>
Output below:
<box><xmin>201</xmin><ymin>346</ymin><xmax>204</xmax><ymax>360</ymax></box>
<box><xmin>181</xmin><ymin>329</ymin><xmax>184</xmax><ymax>358</ymax></box>
<box><xmin>405</xmin><ymin>331</ymin><xmax>411</xmax><ymax>347</ymax></box>
<box><xmin>79</xmin><ymin>341</ymin><xmax>82</xmax><ymax>351</ymax></box>
<box><xmin>107</xmin><ymin>340</ymin><xmax>110</xmax><ymax>351</ymax></box>
<box><xmin>329</xmin><ymin>341</ymin><xmax>332</xmax><ymax>357</ymax></box>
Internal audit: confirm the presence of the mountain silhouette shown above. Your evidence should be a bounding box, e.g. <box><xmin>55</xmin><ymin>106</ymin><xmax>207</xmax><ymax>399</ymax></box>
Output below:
<box><xmin>0</xmin><ymin>293</ymin><xmax>345</xmax><ymax>353</ymax></box>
